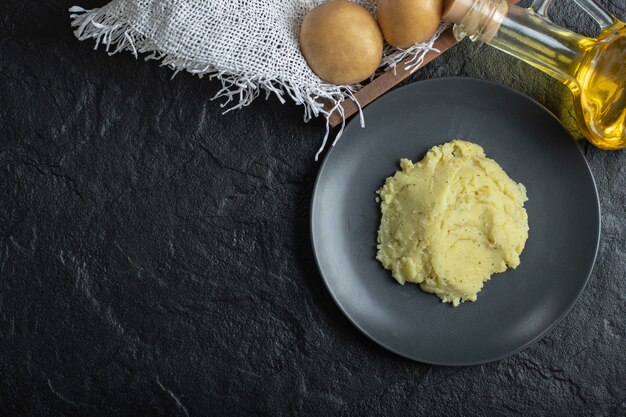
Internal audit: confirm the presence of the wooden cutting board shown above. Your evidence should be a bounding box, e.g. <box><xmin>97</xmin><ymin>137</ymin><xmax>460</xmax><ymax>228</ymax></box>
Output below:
<box><xmin>326</xmin><ymin>0</ymin><xmax>519</xmax><ymax>128</ymax></box>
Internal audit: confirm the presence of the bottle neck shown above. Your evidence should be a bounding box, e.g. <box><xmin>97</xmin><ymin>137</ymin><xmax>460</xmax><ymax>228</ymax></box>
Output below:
<box><xmin>453</xmin><ymin>0</ymin><xmax>587</xmax><ymax>85</ymax></box>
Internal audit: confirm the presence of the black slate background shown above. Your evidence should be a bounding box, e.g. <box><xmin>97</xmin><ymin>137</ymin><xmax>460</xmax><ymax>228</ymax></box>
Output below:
<box><xmin>1</xmin><ymin>0</ymin><xmax>626</xmax><ymax>415</ymax></box>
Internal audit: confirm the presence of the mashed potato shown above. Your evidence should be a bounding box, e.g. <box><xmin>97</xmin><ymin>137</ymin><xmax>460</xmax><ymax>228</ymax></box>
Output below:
<box><xmin>376</xmin><ymin>140</ymin><xmax>529</xmax><ymax>306</ymax></box>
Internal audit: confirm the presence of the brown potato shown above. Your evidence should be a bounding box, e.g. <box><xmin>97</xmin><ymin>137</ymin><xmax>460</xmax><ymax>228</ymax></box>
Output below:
<box><xmin>377</xmin><ymin>0</ymin><xmax>442</xmax><ymax>48</ymax></box>
<box><xmin>300</xmin><ymin>0</ymin><xmax>383</xmax><ymax>85</ymax></box>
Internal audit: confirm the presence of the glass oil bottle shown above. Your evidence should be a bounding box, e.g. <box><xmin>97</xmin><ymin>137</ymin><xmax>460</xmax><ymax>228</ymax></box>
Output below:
<box><xmin>443</xmin><ymin>0</ymin><xmax>626</xmax><ymax>150</ymax></box>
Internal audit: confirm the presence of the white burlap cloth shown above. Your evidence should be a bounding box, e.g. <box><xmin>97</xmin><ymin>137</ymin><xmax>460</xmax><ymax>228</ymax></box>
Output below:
<box><xmin>70</xmin><ymin>0</ymin><xmax>444</xmax><ymax>158</ymax></box>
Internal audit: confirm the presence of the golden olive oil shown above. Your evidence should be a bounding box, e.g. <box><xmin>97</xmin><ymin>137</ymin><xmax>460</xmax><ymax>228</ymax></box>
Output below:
<box><xmin>574</xmin><ymin>23</ymin><xmax>626</xmax><ymax>149</ymax></box>
<box><xmin>448</xmin><ymin>0</ymin><xmax>626</xmax><ymax>149</ymax></box>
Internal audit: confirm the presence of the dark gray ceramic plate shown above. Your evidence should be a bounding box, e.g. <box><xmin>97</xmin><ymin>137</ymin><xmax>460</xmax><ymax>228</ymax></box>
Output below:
<box><xmin>311</xmin><ymin>78</ymin><xmax>600</xmax><ymax>366</ymax></box>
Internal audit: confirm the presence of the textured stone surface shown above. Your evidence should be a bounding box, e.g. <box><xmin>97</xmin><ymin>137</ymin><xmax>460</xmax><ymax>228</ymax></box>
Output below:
<box><xmin>1</xmin><ymin>0</ymin><xmax>626</xmax><ymax>415</ymax></box>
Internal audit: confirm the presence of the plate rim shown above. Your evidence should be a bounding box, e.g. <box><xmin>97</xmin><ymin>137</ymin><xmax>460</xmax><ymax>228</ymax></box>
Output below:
<box><xmin>310</xmin><ymin>77</ymin><xmax>601</xmax><ymax>366</ymax></box>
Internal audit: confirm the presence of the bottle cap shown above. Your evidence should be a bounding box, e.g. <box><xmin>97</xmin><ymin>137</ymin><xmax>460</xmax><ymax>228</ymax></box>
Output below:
<box><xmin>442</xmin><ymin>0</ymin><xmax>474</xmax><ymax>23</ymax></box>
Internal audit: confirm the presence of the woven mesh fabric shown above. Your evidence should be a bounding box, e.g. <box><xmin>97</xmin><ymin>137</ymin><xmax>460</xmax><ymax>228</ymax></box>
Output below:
<box><xmin>70</xmin><ymin>0</ymin><xmax>443</xmax><ymax>156</ymax></box>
